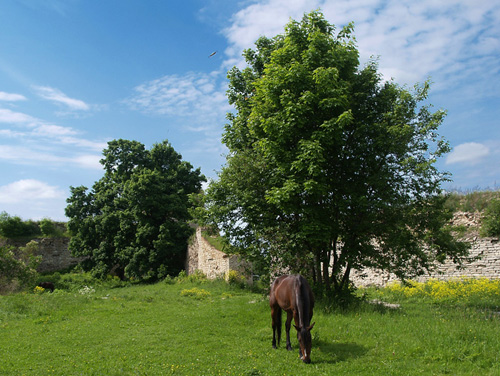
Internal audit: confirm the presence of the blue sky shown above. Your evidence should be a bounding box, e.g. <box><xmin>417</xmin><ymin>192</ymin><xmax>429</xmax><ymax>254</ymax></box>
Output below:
<box><xmin>0</xmin><ymin>0</ymin><xmax>499</xmax><ymax>221</ymax></box>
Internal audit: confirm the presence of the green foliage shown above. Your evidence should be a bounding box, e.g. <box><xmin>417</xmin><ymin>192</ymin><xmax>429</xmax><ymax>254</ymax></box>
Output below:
<box><xmin>65</xmin><ymin>139</ymin><xmax>205</xmax><ymax>281</ymax></box>
<box><xmin>0</xmin><ymin>212</ymin><xmax>41</xmax><ymax>238</ymax></box>
<box><xmin>481</xmin><ymin>199</ymin><xmax>500</xmax><ymax>237</ymax></box>
<box><xmin>201</xmin><ymin>229</ymin><xmax>227</xmax><ymax>251</ymax></box>
<box><xmin>175</xmin><ymin>269</ymin><xmax>208</xmax><ymax>284</ymax></box>
<box><xmin>38</xmin><ymin>218</ymin><xmax>67</xmax><ymax>237</ymax></box>
<box><xmin>0</xmin><ymin>240</ymin><xmax>41</xmax><ymax>293</ymax></box>
<box><xmin>445</xmin><ymin>190</ymin><xmax>500</xmax><ymax>213</ymax></box>
<box><xmin>180</xmin><ymin>287</ymin><xmax>211</xmax><ymax>299</ymax></box>
<box><xmin>206</xmin><ymin>11</ymin><xmax>468</xmax><ymax>294</ymax></box>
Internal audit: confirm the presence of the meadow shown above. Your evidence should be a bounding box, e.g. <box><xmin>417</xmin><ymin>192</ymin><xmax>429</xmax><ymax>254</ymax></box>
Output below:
<box><xmin>1</xmin><ymin>274</ymin><xmax>500</xmax><ymax>375</ymax></box>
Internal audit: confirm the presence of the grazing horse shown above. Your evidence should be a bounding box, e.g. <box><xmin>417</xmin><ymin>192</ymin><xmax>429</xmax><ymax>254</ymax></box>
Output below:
<box><xmin>270</xmin><ymin>274</ymin><xmax>315</xmax><ymax>363</ymax></box>
<box><xmin>38</xmin><ymin>282</ymin><xmax>55</xmax><ymax>292</ymax></box>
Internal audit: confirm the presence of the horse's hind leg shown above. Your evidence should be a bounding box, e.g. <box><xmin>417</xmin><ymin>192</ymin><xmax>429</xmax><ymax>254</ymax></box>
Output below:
<box><xmin>271</xmin><ymin>306</ymin><xmax>282</xmax><ymax>349</ymax></box>
<box><xmin>285</xmin><ymin>311</ymin><xmax>293</xmax><ymax>351</ymax></box>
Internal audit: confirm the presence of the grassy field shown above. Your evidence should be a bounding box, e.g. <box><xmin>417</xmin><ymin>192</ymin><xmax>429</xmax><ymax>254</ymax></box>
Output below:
<box><xmin>1</xmin><ymin>275</ymin><xmax>500</xmax><ymax>375</ymax></box>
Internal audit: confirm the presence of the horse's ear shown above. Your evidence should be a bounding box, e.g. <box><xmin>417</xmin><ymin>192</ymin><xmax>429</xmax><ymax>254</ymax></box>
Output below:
<box><xmin>307</xmin><ymin>322</ymin><xmax>315</xmax><ymax>331</ymax></box>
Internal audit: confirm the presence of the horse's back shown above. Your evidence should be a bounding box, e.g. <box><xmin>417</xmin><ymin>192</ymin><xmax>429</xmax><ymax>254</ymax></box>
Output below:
<box><xmin>270</xmin><ymin>275</ymin><xmax>314</xmax><ymax>311</ymax></box>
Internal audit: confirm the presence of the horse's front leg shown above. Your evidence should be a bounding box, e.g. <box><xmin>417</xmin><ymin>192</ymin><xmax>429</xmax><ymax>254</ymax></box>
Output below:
<box><xmin>285</xmin><ymin>311</ymin><xmax>293</xmax><ymax>351</ymax></box>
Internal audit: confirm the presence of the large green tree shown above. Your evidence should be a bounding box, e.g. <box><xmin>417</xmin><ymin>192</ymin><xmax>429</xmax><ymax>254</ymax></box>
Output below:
<box><xmin>66</xmin><ymin>139</ymin><xmax>205</xmax><ymax>280</ymax></box>
<box><xmin>205</xmin><ymin>11</ymin><xmax>469</xmax><ymax>293</ymax></box>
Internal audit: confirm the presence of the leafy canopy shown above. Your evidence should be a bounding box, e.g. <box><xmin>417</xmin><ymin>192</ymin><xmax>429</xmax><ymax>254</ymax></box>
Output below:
<box><xmin>65</xmin><ymin>139</ymin><xmax>205</xmax><ymax>281</ymax></box>
<box><xmin>205</xmin><ymin>11</ymin><xmax>469</xmax><ymax>293</ymax></box>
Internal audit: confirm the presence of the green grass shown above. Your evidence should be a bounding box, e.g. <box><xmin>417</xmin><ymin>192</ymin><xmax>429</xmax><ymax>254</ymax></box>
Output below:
<box><xmin>1</xmin><ymin>276</ymin><xmax>500</xmax><ymax>375</ymax></box>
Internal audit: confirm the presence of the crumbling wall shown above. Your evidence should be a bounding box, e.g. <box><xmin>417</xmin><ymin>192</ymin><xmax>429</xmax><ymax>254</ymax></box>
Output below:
<box><xmin>1</xmin><ymin>237</ymin><xmax>83</xmax><ymax>273</ymax></box>
<box><xmin>186</xmin><ymin>227</ymin><xmax>249</xmax><ymax>279</ymax></box>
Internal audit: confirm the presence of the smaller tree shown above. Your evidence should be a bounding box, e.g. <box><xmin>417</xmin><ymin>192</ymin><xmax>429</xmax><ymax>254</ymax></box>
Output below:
<box><xmin>66</xmin><ymin>139</ymin><xmax>205</xmax><ymax>281</ymax></box>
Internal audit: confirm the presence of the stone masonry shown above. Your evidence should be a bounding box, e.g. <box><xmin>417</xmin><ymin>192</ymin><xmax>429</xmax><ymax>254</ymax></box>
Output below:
<box><xmin>1</xmin><ymin>237</ymin><xmax>83</xmax><ymax>273</ymax></box>
<box><xmin>350</xmin><ymin>212</ymin><xmax>500</xmax><ymax>286</ymax></box>
<box><xmin>186</xmin><ymin>227</ymin><xmax>249</xmax><ymax>279</ymax></box>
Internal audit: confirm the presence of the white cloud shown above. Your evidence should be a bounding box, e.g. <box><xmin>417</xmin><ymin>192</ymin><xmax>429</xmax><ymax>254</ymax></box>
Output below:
<box><xmin>33</xmin><ymin>86</ymin><xmax>90</xmax><ymax>111</ymax></box>
<box><xmin>72</xmin><ymin>154</ymin><xmax>103</xmax><ymax>170</ymax></box>
<box><xmin>0</xmin><ymin>108</ymin><xmax>37</xmax><ymax>124</ymax></box>
<box><xmin>33</xmin><ymin>124</ymin><xmax>78</xmax><ymax>137</ymax></box>
<box><xmin>0</xmin><ymin>179</ymin><xmax>69</xmax><ymax>220</ymax></box>
<box><xmin>0</xmin><ymin>144</ymin><xmax>103</xmax><ymax>170</ymax></box>
<box><xmin>0</xmin><ymin>179</ymin><xmax>65</xmax><ymax>204</ymax></box>
<box><xmin>0</xmin><ymin>91</ymin><xmax>26</xmax><ymax>101</ymax></box>
<box><xmin>127</xmin><ymin>71</ymin><xmax>230</xmax><ymax>121</ymax></box>
<box><xmin>446</xmin><ymin>142</ymin><xmax>490</xmax><ymax>165</ymax></box>
<box><xmin>222</xmin><ymin>0</ymin><xmax>500</xmax><ymax>92</ymax></box>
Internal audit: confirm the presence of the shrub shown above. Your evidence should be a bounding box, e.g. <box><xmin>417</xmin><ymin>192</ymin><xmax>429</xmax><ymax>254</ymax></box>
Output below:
<box><xmin>180</xmin><ymin>287</ymin><xmax>211</xmax><ymax>300</ymax></box>
<box><xmin>176</xmin><ymin>270</ymin><xmax>207</xmax><ymax>283</ymax></box>
<box><xmin>385</xmin><ymin>278</ymin><xmax>500</xmax><ymax>305</ymax></box>
<box><xmin>226</xmin><ymin>270</ymin><xmax>246</xmax><ymax>287</ymax></box>
<box><xmin>480</xmin><ymin>199</ymin><xmax>500</xmax><ymax>237</ymax></box>
<box><xmin>0</xmin><ymin>212</ymin><xmax>41</xmax><ymax>238</ymax></box>
<box><xmin>0</xmin><ymin>240</ymin><xmax>41</xmax><ymax>293</ymax></box>
<box><xmin>39</xmin><ymin>218</ymin><xmax>63</xmax><ymax>237</ymax></box>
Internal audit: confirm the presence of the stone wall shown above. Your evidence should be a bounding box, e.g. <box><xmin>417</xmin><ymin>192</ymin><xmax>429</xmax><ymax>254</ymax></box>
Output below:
<box><xmin>1</xmin><ymin>237</ymin><xmax>83</xmax><ymax>273</ymax></box>
<box><xmin>350</xmin><ymin>236</ymin><xmax>500</xmax><ymax>287</ymax></box>
<box><xmin>186</xmin><ymin>227</ymin><xmax>249</xmax><ymax>279</ymax></box>
<box><xmin>351</xmin><ymin>212</ymin><xmax>500</xmax><ymax>286</ymax></box>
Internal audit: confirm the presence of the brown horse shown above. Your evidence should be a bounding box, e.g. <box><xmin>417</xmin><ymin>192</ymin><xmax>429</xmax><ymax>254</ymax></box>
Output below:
<box><xmin>38</xmin><ymin>282</ymin><xmax>55</xmax><ymax>292</ymax></box>
<box><xmin>270</xmin><ymin>274</ymin><xmax>315</xmax><ymax>363</ymax></box>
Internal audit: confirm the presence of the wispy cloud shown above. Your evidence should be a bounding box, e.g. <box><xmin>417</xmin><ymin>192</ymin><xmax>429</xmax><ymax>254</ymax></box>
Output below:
<box><xmin>0</xmin><ymin>104</ymin><xmax>106</xmax><ymax>161</ymax></box>
<box><xmin>126</xmin><ymin>71</ymin><xmax>230</xmax><ymax>121</ymax></box>
<box><xmin>0</xmin><ymin>144</ymin><xmax>103</xmax><ymax>170</ymax></box>
<box><xmin>33</xmin><ymin>85</ymin><xmax>90</xmax><ymax>111</ymax></box>
<box><xmin>0</xmin><ymin>91</ymin><xmax>27</xmax><ymax>101</ymax></box>
<box><xmin>222</xmin><ymin>0</ymin><xmax>500</xmax><ymax>94</ymax></box>
<box><xmin>0</xmin><ymin>108</ymin><xmax>37</xmax><ymax>124</ymax></box>
<box><xmin>446</xmin><ymin>142</ymin><xmax>490</xmax><ymax>165</ymax></box>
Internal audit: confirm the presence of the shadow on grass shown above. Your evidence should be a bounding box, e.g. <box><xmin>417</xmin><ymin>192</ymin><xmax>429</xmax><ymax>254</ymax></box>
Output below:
<box><xmin>315</xmin><ymin>340</ymin><xmax>368</xmax><ymax>364</ymax></box>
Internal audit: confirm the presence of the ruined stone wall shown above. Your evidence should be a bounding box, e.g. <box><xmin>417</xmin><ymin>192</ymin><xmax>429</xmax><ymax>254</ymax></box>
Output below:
<box><xmin>186</xmin><ymin>227</ymin><xmax>249</xmax><ymax>279</ymax></box>
<box><xmin>1</xmin><ymin>237</ymin><xmax>83</xmax><ymax>273</ymax></box>
<box><xmin>351</xmin><ymin>212</ymin><xmax>500</xmax><ymax>286</ymax></box>
<box><xmin>350</xmin><ymin>236</ymin><xmax>500</xmax><ymax>287</ymax></box>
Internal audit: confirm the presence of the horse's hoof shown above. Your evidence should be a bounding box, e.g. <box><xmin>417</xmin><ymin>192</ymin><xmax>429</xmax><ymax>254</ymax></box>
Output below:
<box><xmin>286</xmin><ymin>346</ymin><xmax>292</xmax><ymax>351</ymax></box>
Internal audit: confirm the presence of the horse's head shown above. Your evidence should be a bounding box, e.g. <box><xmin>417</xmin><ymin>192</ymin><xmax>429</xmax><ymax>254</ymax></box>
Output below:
<box><xmin>294</xmin><ymin>322</ymin><xmax>315</xmax><ymax>363</ymax></box>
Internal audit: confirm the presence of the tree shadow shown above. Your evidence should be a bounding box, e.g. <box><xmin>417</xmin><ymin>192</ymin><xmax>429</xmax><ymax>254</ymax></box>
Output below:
<box><xmin>314</xmin><ymin>340</ymin><xmax>369</xmax><ymax>364</ymax></box>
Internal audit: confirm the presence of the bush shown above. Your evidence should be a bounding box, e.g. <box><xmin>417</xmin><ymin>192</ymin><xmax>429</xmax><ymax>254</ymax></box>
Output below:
<box><xmin>481</xmin><ymin>199</ymin><xmax>500</xmax><ymax>237</ymax></box>
<box><xmin>383</xmin><ymin>278</ymin><xmax>500</xmax><ymax>307</ymax></box>
<box><xmin>180</xmin><ymin>287</ymin><xmax>211</xmax><ymax>300</ymax></box>
<box><xmin>0</xmin><ymin>241</ymin><xmax>41</xmax><ymax>293</ymax></box>
<box><xmin>39</xmin><ymin>218</ymin><xmax>58</xmax><ymax>237</ymax></box>
<box><xmin>175</xmin><ymin>270</ymin><xmax>207</xmax><ymax>284</ymax></box>
<box><xmin>225</xmin><ymin>270</ymin><xmax>246</xmax><ymax>288</ymax></box>
<box><xmin>0</xmin><ymin>212</ymin><xmax>41</xmax><ymax>238</ymax></box>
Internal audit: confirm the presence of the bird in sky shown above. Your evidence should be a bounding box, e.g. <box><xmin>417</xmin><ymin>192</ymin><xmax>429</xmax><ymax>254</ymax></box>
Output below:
<box><xmin>208</xmin><ymin>51</ymin><xmax>217</xmax><ymax>57</ymax></box>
